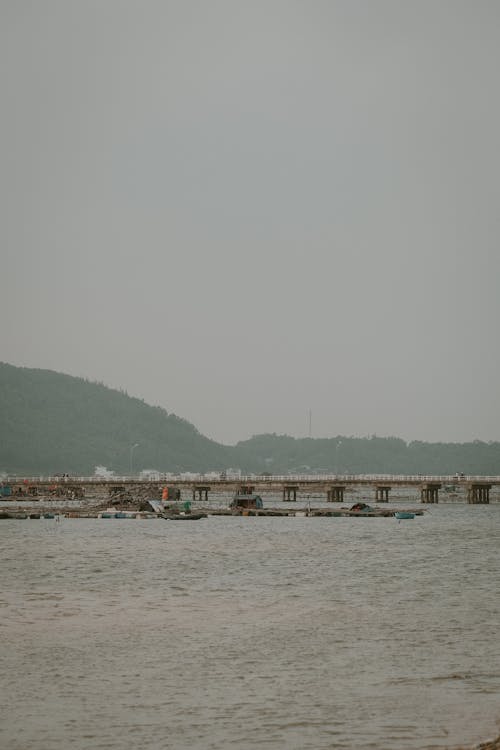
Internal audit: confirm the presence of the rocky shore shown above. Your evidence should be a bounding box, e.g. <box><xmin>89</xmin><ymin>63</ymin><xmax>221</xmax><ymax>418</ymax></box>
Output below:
<box><xmin>451</xmin><ymin>736</ymin><xmax>500</xmax><ymax>750</ymax></box>
<box><xmin>469</xmin><ymin>736</ymin><xmax>500</xmax><ymax>750</ymax></box>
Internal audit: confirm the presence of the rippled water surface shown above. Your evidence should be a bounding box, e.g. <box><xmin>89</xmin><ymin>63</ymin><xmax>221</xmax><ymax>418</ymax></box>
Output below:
<box><xmin>1</xmin><ymin>504</ymin><xmax>499</xmax><ymax>750</ymax></box>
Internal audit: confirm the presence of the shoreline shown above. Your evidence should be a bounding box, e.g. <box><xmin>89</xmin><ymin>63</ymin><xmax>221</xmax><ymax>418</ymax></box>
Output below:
<box><xmin>476</xmin><ymin>736</ymin><xmax>500</xmax><ymax>750</ymax></box>
<box><xmin>459</xmin><ymin>735</ymin><xmax>500</xmax><ymax>750</ymax></box>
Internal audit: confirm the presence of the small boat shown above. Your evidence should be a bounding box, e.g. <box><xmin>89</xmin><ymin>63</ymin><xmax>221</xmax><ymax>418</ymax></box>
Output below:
<box><xmin>350</xmin><ymin>502</ymin><xmax>374</xmax><ymax>513</ymax></box>
<box><xmin>161</xmin><ymin>513</ymin><xmax>207</xmax><ymax>521</ymax></box>
<box><xmin>230</xmin><ymin>493</ymin><xmax>264</xmax><ymax>510</ymax></box>
<box><xmin>394</xmin><ymin>511</ymin><xmax>415</xmax><ymax>520</ymax></box>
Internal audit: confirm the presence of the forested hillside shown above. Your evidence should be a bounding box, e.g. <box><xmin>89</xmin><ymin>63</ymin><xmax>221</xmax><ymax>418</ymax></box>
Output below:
<box><xmin>233</xmin><ymin>434</ymin><xmax>500</xmax><ymax>475</ymax></box>
<box><xmin>0</xmin><ymin>363</ymin><xmax>231</xmax><ymax>474</ymax></box>
<box><xmin>1</xmin><ymin>363</ymin><xmax>499</xmax><ymax>476</ymax></box>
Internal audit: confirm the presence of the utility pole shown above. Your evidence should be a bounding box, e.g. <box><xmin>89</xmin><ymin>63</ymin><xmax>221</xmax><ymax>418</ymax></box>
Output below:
<box><xmin>335</xmin><ymin>439</ymin><xmax>342</xmax><ymax>474</ymax></box>
<box><xmin>129</xmin><ymin>443</ymin><xmax>139</xmax><ymax>475</ymax></box>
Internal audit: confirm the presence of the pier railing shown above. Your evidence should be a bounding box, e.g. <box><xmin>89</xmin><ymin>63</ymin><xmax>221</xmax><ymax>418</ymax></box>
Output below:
<box><xmin>5</xmin><ymin>474</ymin><xmax>500</xmax><ymax>485</ymax></box>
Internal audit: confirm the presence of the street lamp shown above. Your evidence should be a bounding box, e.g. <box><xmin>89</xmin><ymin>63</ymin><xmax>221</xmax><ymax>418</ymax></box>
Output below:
<box><xmin>335</xmin><ymin>440</ymin><xmax>342</xmax><ymax>475</ymax></box>
<box><xmin>129</xmin><ymin>443</ymin><xmax>139</xmax><ymax>476</ymax></box>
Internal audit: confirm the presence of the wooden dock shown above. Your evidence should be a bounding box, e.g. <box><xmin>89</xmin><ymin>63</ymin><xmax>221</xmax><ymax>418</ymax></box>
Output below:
<box><xmin>1</xmin><ymin>506</ymin><xmax>425</xmax><ymax>520</ymax></box>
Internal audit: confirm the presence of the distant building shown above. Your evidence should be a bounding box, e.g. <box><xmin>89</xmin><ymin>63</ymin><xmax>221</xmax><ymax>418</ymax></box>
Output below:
<box><xmin>94</xmin><ymin>466</ymin><xmax>115</xmax><ymax>478</ymax></box>
<box><xmin>140</xmin><ymin>469</ymin><xmax>161</xmax><ymax>480</ymax></box>
<box><xmin>225</xmin><ymin>468</ymin><xmax>242</xmax><ymax>479</ymax></box>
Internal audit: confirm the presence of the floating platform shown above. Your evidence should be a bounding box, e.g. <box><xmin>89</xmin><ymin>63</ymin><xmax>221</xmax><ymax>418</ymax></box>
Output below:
<box><xmin>205</xmin><ymin>507</ymin><xmax>425</xmax><ymax>518</ymax></box>
<box><xmin>0</xmin><ymin>506</ymin><xmax>425</xmax><ymax>520</ymax></box>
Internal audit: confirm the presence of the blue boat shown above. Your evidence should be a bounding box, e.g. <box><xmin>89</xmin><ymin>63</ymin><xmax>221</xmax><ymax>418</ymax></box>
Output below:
<box><xmin>394</xmin><ymin>511</ymin><xmax>415</xmax><ymax>520</ymax></box>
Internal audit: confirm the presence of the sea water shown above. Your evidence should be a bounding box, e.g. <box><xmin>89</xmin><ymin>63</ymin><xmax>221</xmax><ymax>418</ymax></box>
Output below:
<box><xmin>1</xmin><ymin>503</ymin><xmax>499</xmax><ymax>750</ymax></box>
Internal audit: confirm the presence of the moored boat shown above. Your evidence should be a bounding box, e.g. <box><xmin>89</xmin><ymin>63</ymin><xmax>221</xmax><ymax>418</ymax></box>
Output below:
<box><xmin>98</xmin><ymin>510</ymin><xmax>138</xmax><ymax>519</ymax></box>
<box><xmin>394</xmin><ymin>511</ymin><xmax>415</xmax><ymax>520</ymax></box>
<box><xmin>161</xmin><ymin>513</ymin><xmax>207</xmax><ymax>521</ymax></box>
<box><xmin>350</xmin><ymin>502</ymin><xmax>374</xmax><ymax>513</ymax></box>
<box><xmin>230</xmin><ymin>493</ymin><xmax>264</xmax><ymax>510</ymax></box>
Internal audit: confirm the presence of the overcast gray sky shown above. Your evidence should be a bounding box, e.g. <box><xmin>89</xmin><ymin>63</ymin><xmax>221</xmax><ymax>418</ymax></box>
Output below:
<box><xmin>2</xmin><ymin>1</ymin><xmax>500</xmax><ymax>445</ymax></box>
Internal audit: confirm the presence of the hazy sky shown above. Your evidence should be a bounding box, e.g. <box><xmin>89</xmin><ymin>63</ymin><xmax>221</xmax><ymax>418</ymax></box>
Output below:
<box><xmin>2</xmin><ymin>1</ymin><xmax>500</xmax><ymax>445</ymax></box>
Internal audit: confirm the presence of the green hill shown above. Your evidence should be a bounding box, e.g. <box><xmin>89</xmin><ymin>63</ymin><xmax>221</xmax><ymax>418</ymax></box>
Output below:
<box><xmin>1</xmin><ymin>362</ymin><xmax>499</xmax><ymax>476</ymax></box>
<box><xmin>0</xmin><ymin>362</ymin><xmax>231</xmax><ymax>475</ymax></box>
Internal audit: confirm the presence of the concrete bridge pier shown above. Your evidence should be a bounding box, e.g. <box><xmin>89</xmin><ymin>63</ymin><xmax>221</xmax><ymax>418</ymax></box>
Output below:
<box><xmin>327</xmin><ymin>486</ymin><xmax>346</xmax><ymax>503</ymax></box>
<box><xmin>467</xmin><ymin>483</ymin><xmax>491</xmax><ymax>504</ymax></box>
<box><xmin>375</xmin><ymin>486</ymin><xmax>391</xmax><ymax>502</ymax></box>
<box><xmin>421</xmin><ymin>483</ymin><xmax>441</xmax><ymax>503</ymax></box>
<box><xmin>193</xmin><ymin>485</ymin><xmax>210</xmax><ymax>501</ymax></box>
<box><xmin>283</xmin><ymin>485</ymin><xmax>299</xmax><ymax>501</ymax></box>
<box><xmin>239</xmin><ymin>485</ymin><xmax>255</xmax><ymax>495</ymax></box>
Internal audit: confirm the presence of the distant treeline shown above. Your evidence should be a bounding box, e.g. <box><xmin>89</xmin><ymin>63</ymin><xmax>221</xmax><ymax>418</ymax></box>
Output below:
<box><xmin>1</xmin><ymin>362</ymin><xmax>499</xmax><ymax>476</ymax></box>
<box><xmin>233</xmin><ymin>433</ymin><xmax>500</xmax><ymax>476</ymax></box>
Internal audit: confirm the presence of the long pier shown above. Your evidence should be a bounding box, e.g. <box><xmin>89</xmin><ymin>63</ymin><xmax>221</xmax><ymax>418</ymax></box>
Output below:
<box><xmin>3</xmin><ymin>474</ymin><xmax>500</xmax><ymax>504</ymax></box>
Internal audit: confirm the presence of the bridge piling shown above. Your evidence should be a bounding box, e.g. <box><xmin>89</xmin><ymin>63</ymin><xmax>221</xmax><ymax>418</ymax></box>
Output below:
<box><xmin>283</xmin><ymin>485</ymin><xmax>298</xmax><ymax>501</ymax></box>
<box><xmin>238</xmin><ymin>485</ymin><xmax>254</xmax><ymax>495</ymax></box>
<box><xmin>327</xmin><ymin>486</ymin><xmax>345</xmax><ymax>502</ymax></box>
<box><xmin>421</xmin><ymin>483</ymin><xmax>441</xmax><ymax>503</ymax></box>
<box><xmin>375</xmin><ymin>486</ymin><xmax>391</xmax><ymax>502</ymax></box>
<box><xmin>467</xmin><ymin>483</ymin><xmax>491</xmax><ymax>503</ymax></box>
<box><xmin>193</xmin><ymin>485</ymin><xmax>210</xmax><ymax>501</ymax></box>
